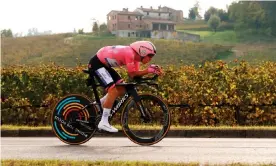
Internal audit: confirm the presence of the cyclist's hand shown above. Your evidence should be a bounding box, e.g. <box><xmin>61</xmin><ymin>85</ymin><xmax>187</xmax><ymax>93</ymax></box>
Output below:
<box><xmin>147</xmin><ymin>64</ymin><xmax>162</xmax><ymax>75</ymax></box>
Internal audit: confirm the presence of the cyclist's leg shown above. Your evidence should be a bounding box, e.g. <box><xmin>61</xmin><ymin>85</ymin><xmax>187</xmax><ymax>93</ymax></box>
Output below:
<box><xmin>101</xmin><ymin>67</ymin><xmax>125</xmax><ymax>113</ymax></box>
<box><xmin>88</xmin><ymin>56</ymin><xmax>108</xmax><ymax>108</ymax></box>
<box><xmin>103</xmin><ymin>67</ymin><xmax>126</xmax><ymax>105</ymax></box>
<box><xmin>99</xmin><ymin>68</ymin><xmax>128</xmax><ymax>132</ymax></box>
<box><xmin>89</xmin><ymin>56</ymin><xmax>124</xmax><ymax>132</ymax></box>
<box><xmin>88</xmin><ymin>55</ymin><xmax>118</xmax><ymax>132</ymax></box>
<box><xmin>98</xmin><ymin>80</ymin><xmax>124</xmax><ymax>108</ymax></box>
<box><xmin>92</xmin><ymin>93</ymin><xmax>107</xmax><ymax>110</ymax></box>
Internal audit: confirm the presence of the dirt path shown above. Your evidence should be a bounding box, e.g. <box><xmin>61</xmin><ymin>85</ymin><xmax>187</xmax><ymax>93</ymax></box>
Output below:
<box><xmin>232</xmin><ymin>43</ymin><xmax>276</xmax><ymax>57</ymax></box>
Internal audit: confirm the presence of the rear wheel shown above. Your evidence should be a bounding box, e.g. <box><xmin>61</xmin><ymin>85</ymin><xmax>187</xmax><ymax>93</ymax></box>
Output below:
<box><xmin>51</xmin><ymin>94</ymin><xmax>98</xmax><ymax>145</ymax></box>
<box><xmin>121</xmin><ymin>94</ymin><xmax>171</xmax><ymax>146</ymax></box>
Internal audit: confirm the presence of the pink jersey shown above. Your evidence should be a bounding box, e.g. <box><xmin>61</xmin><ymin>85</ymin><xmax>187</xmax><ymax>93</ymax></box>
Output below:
<box><xmin>96</xmin><ymin>45</ymin><xmax>140</xmax><ymax>73</ymax></box>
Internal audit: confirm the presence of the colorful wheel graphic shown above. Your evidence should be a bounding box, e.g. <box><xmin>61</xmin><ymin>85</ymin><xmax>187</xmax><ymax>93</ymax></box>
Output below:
<box><xmin>51</xmin><ymin>94</ymin><xmax>97</xmax><ymax>145</ymax></box>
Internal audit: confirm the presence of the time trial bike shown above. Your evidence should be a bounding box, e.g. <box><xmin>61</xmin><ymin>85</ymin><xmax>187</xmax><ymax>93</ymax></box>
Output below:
<box><xmin>51</xmin><ymin>69</ymin><xmax>171</xmax><ymax>146</ymax></box>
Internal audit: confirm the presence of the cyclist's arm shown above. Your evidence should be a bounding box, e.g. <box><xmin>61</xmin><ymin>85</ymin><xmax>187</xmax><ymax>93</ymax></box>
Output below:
<box><xmin>126</xmin><ymin>59</ymin><xmax>150</xmax><ymax>78</ymax></box>
<box><xmin>126</xmin><ymin>52</ymin><xmax>155</xmax><ymax>78</ymax></box>
<box><xmin>128</xmin><ymin>69</ymin><xmax>149</xmax><ymax>78</ymax></box>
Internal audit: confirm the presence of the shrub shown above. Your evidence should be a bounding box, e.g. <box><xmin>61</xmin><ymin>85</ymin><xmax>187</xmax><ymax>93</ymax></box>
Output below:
<box><xmin>1</xmin><ymin>61</ymin><xmax>275</xmax><ymax>126</ymax></box>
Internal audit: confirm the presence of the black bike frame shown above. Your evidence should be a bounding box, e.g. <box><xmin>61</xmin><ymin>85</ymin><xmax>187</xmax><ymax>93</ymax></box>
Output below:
<box><xmin>88</xmin><ymin>73</ymin><xmax>147</xmax><ymax>121</ymax></box>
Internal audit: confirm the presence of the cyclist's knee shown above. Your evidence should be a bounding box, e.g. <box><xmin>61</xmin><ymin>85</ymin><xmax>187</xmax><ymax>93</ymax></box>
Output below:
<box><xmin>115</xmin><ymin>79</ymin><xmax>125</xmax><ymax>96</ymax></box>
<box><xmin>107</xmin><ymin>85</ymin><xmax>119</xmax><ymax>97</ymax></box>
<box><xmin>116</xmin><ymin>86</ymin><xmax>126</xmax><ymax>96</ymax></box>
<box><xmin>106</xmin><ymin>82</ymin><xmax>125</xmax><ymax>96</ymax></box>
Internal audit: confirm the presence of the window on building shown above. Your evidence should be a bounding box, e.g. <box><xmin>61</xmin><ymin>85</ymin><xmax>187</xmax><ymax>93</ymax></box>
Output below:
<box><xmin>115</xmin><ymin>15</ymin><xmax>116</xmax><ymax>19</ymax></box>
<box><xmin>140</xmin><ymin>24</ymin><xmax>142</xmax><ymax>28</ymax></box>
<box><xmin>168</xmin><ymin>25</ymin><xmax>174</xmax><ymax>30</ymax></box>
<box><xmin>153</xmin><ymin>23</ymin><xmax>159</xmax><ymax>30</ymax></box>
<box><xmin>140</xmin><ymin>16</ymin><xmax>142</xmax><ymax>20</ymax></box>
<box><xmin>128</xmin><ymin>24</ymin><xmax>130</xmax><ymax>28</ymax></box>
<box><xmin>135</xmin><ymin>16</ymin><xmax>138</xmax><ymax>20</ymax></box>
<box><xmin>128</xmin><ymin>32</ymin><xmax>130</xmax><ymax>37</ymax></box>
<box><xmin>159</xmin><ymin>13</ymin><xmax>161</xmax><ymax>16</ymax></box>
<box><xmin>147</xmin><ymin>12</ymin><xmax>149</xmax><ymax>15</ymax></box>
<box><xmin>161</xmin><ymin>24</ymin><xmax>167</xmax><ymax>30</ymax></box>
<box><xmin>128</xmin><ymin>16</ymin><xmax>131</xmax><ymax>20</ymax></box>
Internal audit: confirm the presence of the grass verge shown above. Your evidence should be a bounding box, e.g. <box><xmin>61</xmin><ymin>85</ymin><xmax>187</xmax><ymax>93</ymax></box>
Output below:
<box><xmin>176</xmin><ymin>30</ymin><xmax>237</xmax><ymax>44</ymax></box>
<box><xmin>177</xmin><ymin>30</ymin><xmax>276</xmax><ymax>45</ymax></box>
<box><xmin>1</xmin><ymin>159</ymin><xmax>275</xmax><ymax>166</ymax></box>
<box><xmin>1</xmin><ymin>125</ymin><xmax>276</xmax><ymax>131</ymax></box>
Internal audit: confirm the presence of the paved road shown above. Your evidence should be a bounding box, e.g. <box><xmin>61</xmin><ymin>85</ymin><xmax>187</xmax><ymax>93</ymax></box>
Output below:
<box><xmin>1</xmin><ymin>137</ymin><xmax>276</xmax><ymax>164</ymax></box>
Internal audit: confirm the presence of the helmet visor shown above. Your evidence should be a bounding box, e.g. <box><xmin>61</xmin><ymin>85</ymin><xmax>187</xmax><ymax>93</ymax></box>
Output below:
<box><xmin>147</xmin><ymin>54</ymin><xmax>155</xmax><ymax>58</ymax></box>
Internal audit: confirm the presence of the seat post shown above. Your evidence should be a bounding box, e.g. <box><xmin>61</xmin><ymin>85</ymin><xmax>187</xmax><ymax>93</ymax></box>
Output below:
<box><xmin>83</xmin><ymin>69</ymin><xmax>102</xmax><ymax>111</ymax></box>
<box><xmin>90</xmin><ymin>74</ymin><xmax>101</xmax><ymax>107</ymax></box>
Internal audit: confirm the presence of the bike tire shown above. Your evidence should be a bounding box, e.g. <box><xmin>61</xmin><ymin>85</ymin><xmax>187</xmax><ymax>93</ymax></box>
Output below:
<box><xmin>121</xmin><ymin>94</ymin><xmax>171</xmax><ymax>146</ymax></box>
<box><xmin>51</xmin><ymin>94</ymin><xmax>98</xmax><ymax>145</ymax></box>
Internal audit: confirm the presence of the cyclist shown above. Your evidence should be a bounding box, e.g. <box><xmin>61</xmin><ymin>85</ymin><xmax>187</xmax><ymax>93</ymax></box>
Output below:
<box><xmin>88</xmin><ymin>41</ymin><xmax>162</xmax><ymax>132</ymax></box>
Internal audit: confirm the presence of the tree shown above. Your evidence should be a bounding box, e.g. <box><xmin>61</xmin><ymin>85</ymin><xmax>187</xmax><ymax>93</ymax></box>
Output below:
<box><xmin>194</xmin><ymin>0</ymin><xmax>202</xmax><ymax>19</ymax></box>
<box><xmin>27</xmin><ymin>28</ymin><xmax>39</xmax><ymax>36</ymax></box>
<box><xmin>78</xmin><ymin>29</ymin><xmax>84</xmax><ymax>34</ymax></box>
<box><xmin>247</xmin><ymin>2</ymin><xmax>266</xmax><ymax>30</ymax></box>
<box><xmin>189</xmin><ymin>1</ymin><xmax>201</xmax><ymax>20</ymax></box>
<box><xmin>217</xmin><ymin>9</ymin><xmax>229</xmax><ymax>22</ymax></box>
<box><xmin>259</xmin><ymin>1</ymin><xmax>276</xmax><ymax>35</ymax></box>
<box><xmin>1</xmin><ymin>29</ymin><xmax>13</xmax><ymax>37</ymax></box>
<box><xmin>228</xmin><ymin>2</ymin><xmax>266</xmax><ymax>30</ymax></box>
<box><xmin>227</xmin><ymin>1</ymin><xmax>276</xmax><ymax>35</ymax></box>
<box><xmin>13</xmin><ymin>32</ymin><xmax>24</xmax><ymax>38</ymax></box>
<box><xmin>7</xmin><ymin>29</ymin><xmax>13</xmax><ymax>37</ymax></box>
<box><xmin>204</xmin><ymin>7</ymin><xmax>218</xmax><ymax>21</ymax></box>
<box><xmin>188</xmin><ymin>8</ymin><xmax>197</xmax><ymax>20</ymax></box>
<box><xmin>208</xmin><ymin>14</ymin><xmax>221</xmax><ymax>32</ymax></box>
<box><xmin>92</xmin><ymin>22</ymin><xmax>99</xmax><ymax>33</ymax></box>
<box><xmin>99</xmin><ymin>23</ymin><xmax>107</xmax><ymax>32</ymax></box>
<box><xmin>204</xmin><ymin>7</ymin><xmax>229</xmax><ymax>22</ymax></box>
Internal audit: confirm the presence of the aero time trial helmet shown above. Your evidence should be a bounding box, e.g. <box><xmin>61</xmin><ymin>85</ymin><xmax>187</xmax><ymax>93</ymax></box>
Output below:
<box><xmin>130</xmin><ymin>41</ymin><xmax>156</xmax><ymax>58</ymax></box>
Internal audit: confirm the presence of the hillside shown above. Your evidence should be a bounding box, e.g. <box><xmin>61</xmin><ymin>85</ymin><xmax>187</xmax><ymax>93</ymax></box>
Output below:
<box><xmin>176</xmin><ymin>20</ymin><xmax>276</xmax><ymax>65</ymax></box>
<box><xmin>1</xmin><ymin>34</ymin><xmax>232</xmax><ymax>67</ymax></box>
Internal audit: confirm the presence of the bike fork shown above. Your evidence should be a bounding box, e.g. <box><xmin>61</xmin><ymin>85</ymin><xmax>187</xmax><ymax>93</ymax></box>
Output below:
<box><xmin>131</xmin><ymin>92</ymin><xmax>150</xmax><ymax>122</ymax></box>
<box><xmin>126</xmin><ymin>86</ymin><xmax>151</xmax><ymax>122</ymax></box>
<box><xmin>137</xmin><ymin>101</ymin><xmax>152</xmax><ymax>123</ymax></box>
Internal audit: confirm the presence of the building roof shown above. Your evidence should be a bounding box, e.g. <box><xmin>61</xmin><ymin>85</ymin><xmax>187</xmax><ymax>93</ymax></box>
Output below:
<box><xmin>143</xmin><ymin>18</ymin><xmax>176</xmax><ymax>24</ymax></box>
<box><xmin>161</xmin><ymin>6</ymin><xmax>175</xmax><ymax>10</ymax></box>
<box><xmin>161</xmin><ymin>6</ymin><xmax>182</xmax><ymax>12</ymax></box>
<box><xmin>136</xmin><ymin>8</ymin><xmax>172</xmax><ymax>13</ymax></box>
<box><xmin>107</xmin><ymin>10</ymin><xmax>143</xmax><ymax>16</ymax></box>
